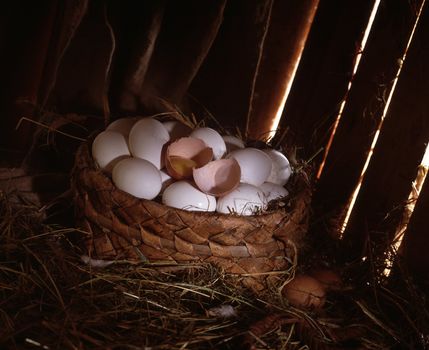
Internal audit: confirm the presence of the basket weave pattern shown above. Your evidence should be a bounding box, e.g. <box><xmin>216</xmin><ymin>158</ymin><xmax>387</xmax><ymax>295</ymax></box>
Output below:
<box><xmin>72</xmin><ymin>142</ymin><xmax>311</xmax><ymax>290</ymax></box>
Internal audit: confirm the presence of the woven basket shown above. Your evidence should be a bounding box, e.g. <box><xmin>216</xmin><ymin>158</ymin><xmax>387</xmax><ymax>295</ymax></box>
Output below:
<box><xmin>72</xmin><ymin>140</ymin><xmax>312</xmax><ymax>291</ymax></box>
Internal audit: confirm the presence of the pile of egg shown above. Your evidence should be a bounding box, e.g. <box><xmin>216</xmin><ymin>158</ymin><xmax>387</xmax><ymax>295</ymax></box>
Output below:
<box><xmin>91</xmin><ymin>117</ymin><xmax>292</xmax><ymax>216</ymax></box>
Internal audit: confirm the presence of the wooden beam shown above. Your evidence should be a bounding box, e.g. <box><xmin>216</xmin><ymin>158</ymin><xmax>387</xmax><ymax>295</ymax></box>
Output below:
<box><xmin>343</xmin><ymin>3</ymin><xmax>429</xmax><ymax>257</ymax></box>
<box><xmin>401</xmin><ymin>172</ymin><xmax>429</xmax><ymax>277</ymax></box>
<box><xmin>246</xmin><ymin>0</ymin><xmax>320</xmax><ymax>141</ymax></box>
<box><xmin>311</xmin><ymin>0</ymin><xmax>425</xmax><ymax>237</ymax></box>
<box><xmin>278</xmin><ymin>0</ymin><xmax>375</xmax><ymax>159</ymax></box>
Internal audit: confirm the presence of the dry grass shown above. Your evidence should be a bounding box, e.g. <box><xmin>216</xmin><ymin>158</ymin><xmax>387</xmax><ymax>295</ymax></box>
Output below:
<box><xmin>3</xmin><ymin>191</ymin><xmax>427</xmax><ymax>350</ymax></box>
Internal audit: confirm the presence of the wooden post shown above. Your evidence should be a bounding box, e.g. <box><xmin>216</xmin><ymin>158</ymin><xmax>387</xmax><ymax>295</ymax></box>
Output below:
<box><xmin>402</xmin><ymin>174</ymin><xmax>429</xmax><ymax>277</ymax></box>
<box><xmin>246</xmin><ymin>0</ymin><xmax>320</xmax><ymax>141</ymax></box>
<box><xmin>277</xmin><ymin>0</ymin><xmax>375</xmax><ymax>159</ymax></box>
<box><xmin>311</xmin><ymin>0</ymin><xmax>425</xmax><ymax>242</ymax></box>
<box><xmin>343</xmin><ymin>3</ymin><xmax>429</xmax><ymax>258</ymax></box>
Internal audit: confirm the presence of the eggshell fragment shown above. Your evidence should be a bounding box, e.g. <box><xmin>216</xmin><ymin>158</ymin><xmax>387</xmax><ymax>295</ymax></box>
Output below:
<box><xmin>165</xmin><ymin>137</ymin><xmax>213</xmax><ymax>179</ymax></box>
<box><xmin>262</xmin><ymin>149</ymin><xmax>292</xmax><ymax>186</ymax></box>
<box><xmin>162</xmin><ymin>120</ymin><xmax>192</xmax><ymax>140</ymax></box>
<box><xmin>112</xmin><ymin>158</ymin><xmax>162</xmax><ymax>200</ymax></box>
<box><xmin>222</xmin><ymin>135</ymin><xmax>245</xmax><ymax>152</ymax></box>
<box><xmin>260</xmin><ymin>182</ymin><xmax>289</xmax><ymax>202</ymax></box>
<box><xmin>216</xmin><ymin>183</ymin><xmax>267</xmax><ymax>216</ymax></box>
<box><xmin>227</xmin><ymin>148</ymin><xmax>272</xmax><ymax>186</ymax></box>
<box><xmin>106</xmin><ymin>117</ymin><xmax>137</xmax><ymax>138</ymax></box>
<box><xmin>162</xmin><ymin>181</ymin><xmax>216</xmax><ymax>212</ymax></box>
<box><xmin>193</xmin><ymin>158</ymin><xmax>241</xmax><ymax>196</ymax></box>
<box><xmin>282</xmin><ymin>274</ymin><xmax>326</xmax><ymax>310</ymax></box>
<box><xmin>92</xmin><ymin>130</ymin><xmax>130</xmax><ymax>171</ymax></box>
<box><xmin>190</xmin><ymin>127</ymin><xmax>227</xmax><ymax>160</ymax></box>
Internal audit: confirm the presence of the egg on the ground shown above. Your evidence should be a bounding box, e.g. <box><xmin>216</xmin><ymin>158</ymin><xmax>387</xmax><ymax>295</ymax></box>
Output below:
<box><xmin>282</xmin><ymin>274</ymin><xmax>326</xmax><ymax>310</ymax></box>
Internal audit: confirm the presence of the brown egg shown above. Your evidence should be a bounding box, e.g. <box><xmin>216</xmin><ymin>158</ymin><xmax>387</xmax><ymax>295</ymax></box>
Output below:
<box><xmin>282</xmin><ymin>274</ymin><xmax>326</xmax><ymax>310</ymax></box>
<box><xmin>310</xmin><ymin>268</ymin><xmax>342</xmax><ymax>291</ymax></box>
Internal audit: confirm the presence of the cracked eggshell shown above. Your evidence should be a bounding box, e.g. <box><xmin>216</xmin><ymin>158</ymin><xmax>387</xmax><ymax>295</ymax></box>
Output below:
<box><xmin>226</xmin><ymin>148</ymin><xmax>272</xmax><ymax>187</ymax></box>
<box><xmin>262</xmin><ymin>149</ymin><xmax>292</xmax><ymax>186</ymax></box>
<box><xmin>193</xmin><ymin>158</ymin><xmax>241</xmax><ymax>196</ymax></box>
<box><xmin>216</xmin><ymin>183</ymin><xmax>267</xmax><ymax>216</ymax></box>
<box><xmin>165</xmin><ymin>137</ymin><xmax>213</xmax><ymax>179</ymax></box>
<box><xmin>260</xmin><ymin>182</ymin><xmax>289</xmax><ymax>202</ymax></box>
<box><xmin>190</xmin><ymin>127</ymin><xmax>226</xmax><ymax>160</ymax></box>
<box><xmin>162</xmin><ymin>181</ymin><xmax>216</xmax><ymax>212</ymax></box>
<box><xmin>92</xmin><ymin>130</ymin><xmax>130</xmax><ymax>172</ymax></box>
<box><xmin>112</xmin><ymin>158</ymin><xmax>162</xmax><ymax>200</ymax></box>
<box><xmin>162</xmin><ymin>120</ymin><xmax>192</xmax><ymax>141</ymax></box>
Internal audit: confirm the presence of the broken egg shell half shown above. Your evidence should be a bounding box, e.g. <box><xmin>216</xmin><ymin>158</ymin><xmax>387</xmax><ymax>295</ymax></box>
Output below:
<box><xmin>92</xmin><ymin>130</ymin><xmax>130</xmax><ymax>172</ymax></box>
<box><xmin>262</xmin><ymin>149</ymin><xmax>292</xmax><ymax>186</ymax></box>
<box><xmin>193</xmin><ymin>158</ymin><xmax>241</xmax><ymax>196</ymax></box>
<box><xmin>216</xmin><ymin>183</ymin><xmax>267</xmax><ymax>216</ymax></box>
<box><xmin>165</xmin><ymin>137</ymin><xmax>213</xmax><ymax>179</ymax></box>
<box><xmin>226</xmin><ymin>148</ymin><xmax>272</xmax><ymax>187</ymax></box>
<box><xmin>162</xmin><ymin>181</ymin><xmax>216</xmax><ymax>212</ymax></box>
<box><xmin>190</xmin><ymin>127</ymin><xmax>227</xmax><ymax>160</ymax></box>
<box><xmin>282</xmin><ymin>274</ymin><xmax>326</xmax><ymax>310</ymax></box>
<box><xmin>260</xmin><ymin>182</ymin><xmax>289</xmax><ymax>202</ymax></box>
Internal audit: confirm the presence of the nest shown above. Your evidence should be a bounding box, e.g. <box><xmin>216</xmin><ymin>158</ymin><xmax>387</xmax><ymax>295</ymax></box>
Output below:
<box><xmin>71</xmin><ymin>140</ymin><xmax>312</xmax><ymax>291</ymax></box>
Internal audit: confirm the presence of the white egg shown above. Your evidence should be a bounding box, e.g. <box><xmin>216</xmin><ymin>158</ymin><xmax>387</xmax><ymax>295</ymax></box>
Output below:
<box><xmin>222</xmin><ymin>135</ymin><xmax>245</xmax><ymax>152</ymax></box>
<box><xmin>262</xmin><ymin>149</ymin><xmax>292</xmax><ymax>186</ymax></box>
<box><xmin>92</xmin><ymin>130</ymin><xmax>130</xmax><ymax>171</ymax></box>
<box><xmin>226</xmin><ymin>148</ymin><xmax>272</xmax><ymax>186</ymax></box>
<box><xmin>106</xmin><ymin>117</ymin><xmax>137</xmax><ymax>138</ymax></box>
<box><xmin>128</xmin><ymin>135</ymin><xmax>166</xmax><ymax>169</ymax></box>
<box><xmin>216</xmin><ymin>183</ymin><xmax>267</xmax><ymax>216</ymax></box>
<box><xmin>129</xmin><ymin>117</ymin><xmax>170</xmax><ymax>143</ymax></box>
<box><xmin>162</xmin><ymin>181</ymin><xmax>216</xmax><ymax>212</ymax></box>
<box><xmin>260</xmin><ymin>182</ymin><xmax>289</xmax><ymax>202</ymax></box>
<box><xmin>112</xmin><ymin>158</ymin><xmax>162</xmax><ymax>200</ymax></box>
<box><xmin>190</xmin><ymin>127</ymin><xmax>226</xmax><ymax>160</ymax></box>
<box><xmin>162</xmin><ymin>120</ymin><xmax>192</xmax><ymax>140</ymax></box>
